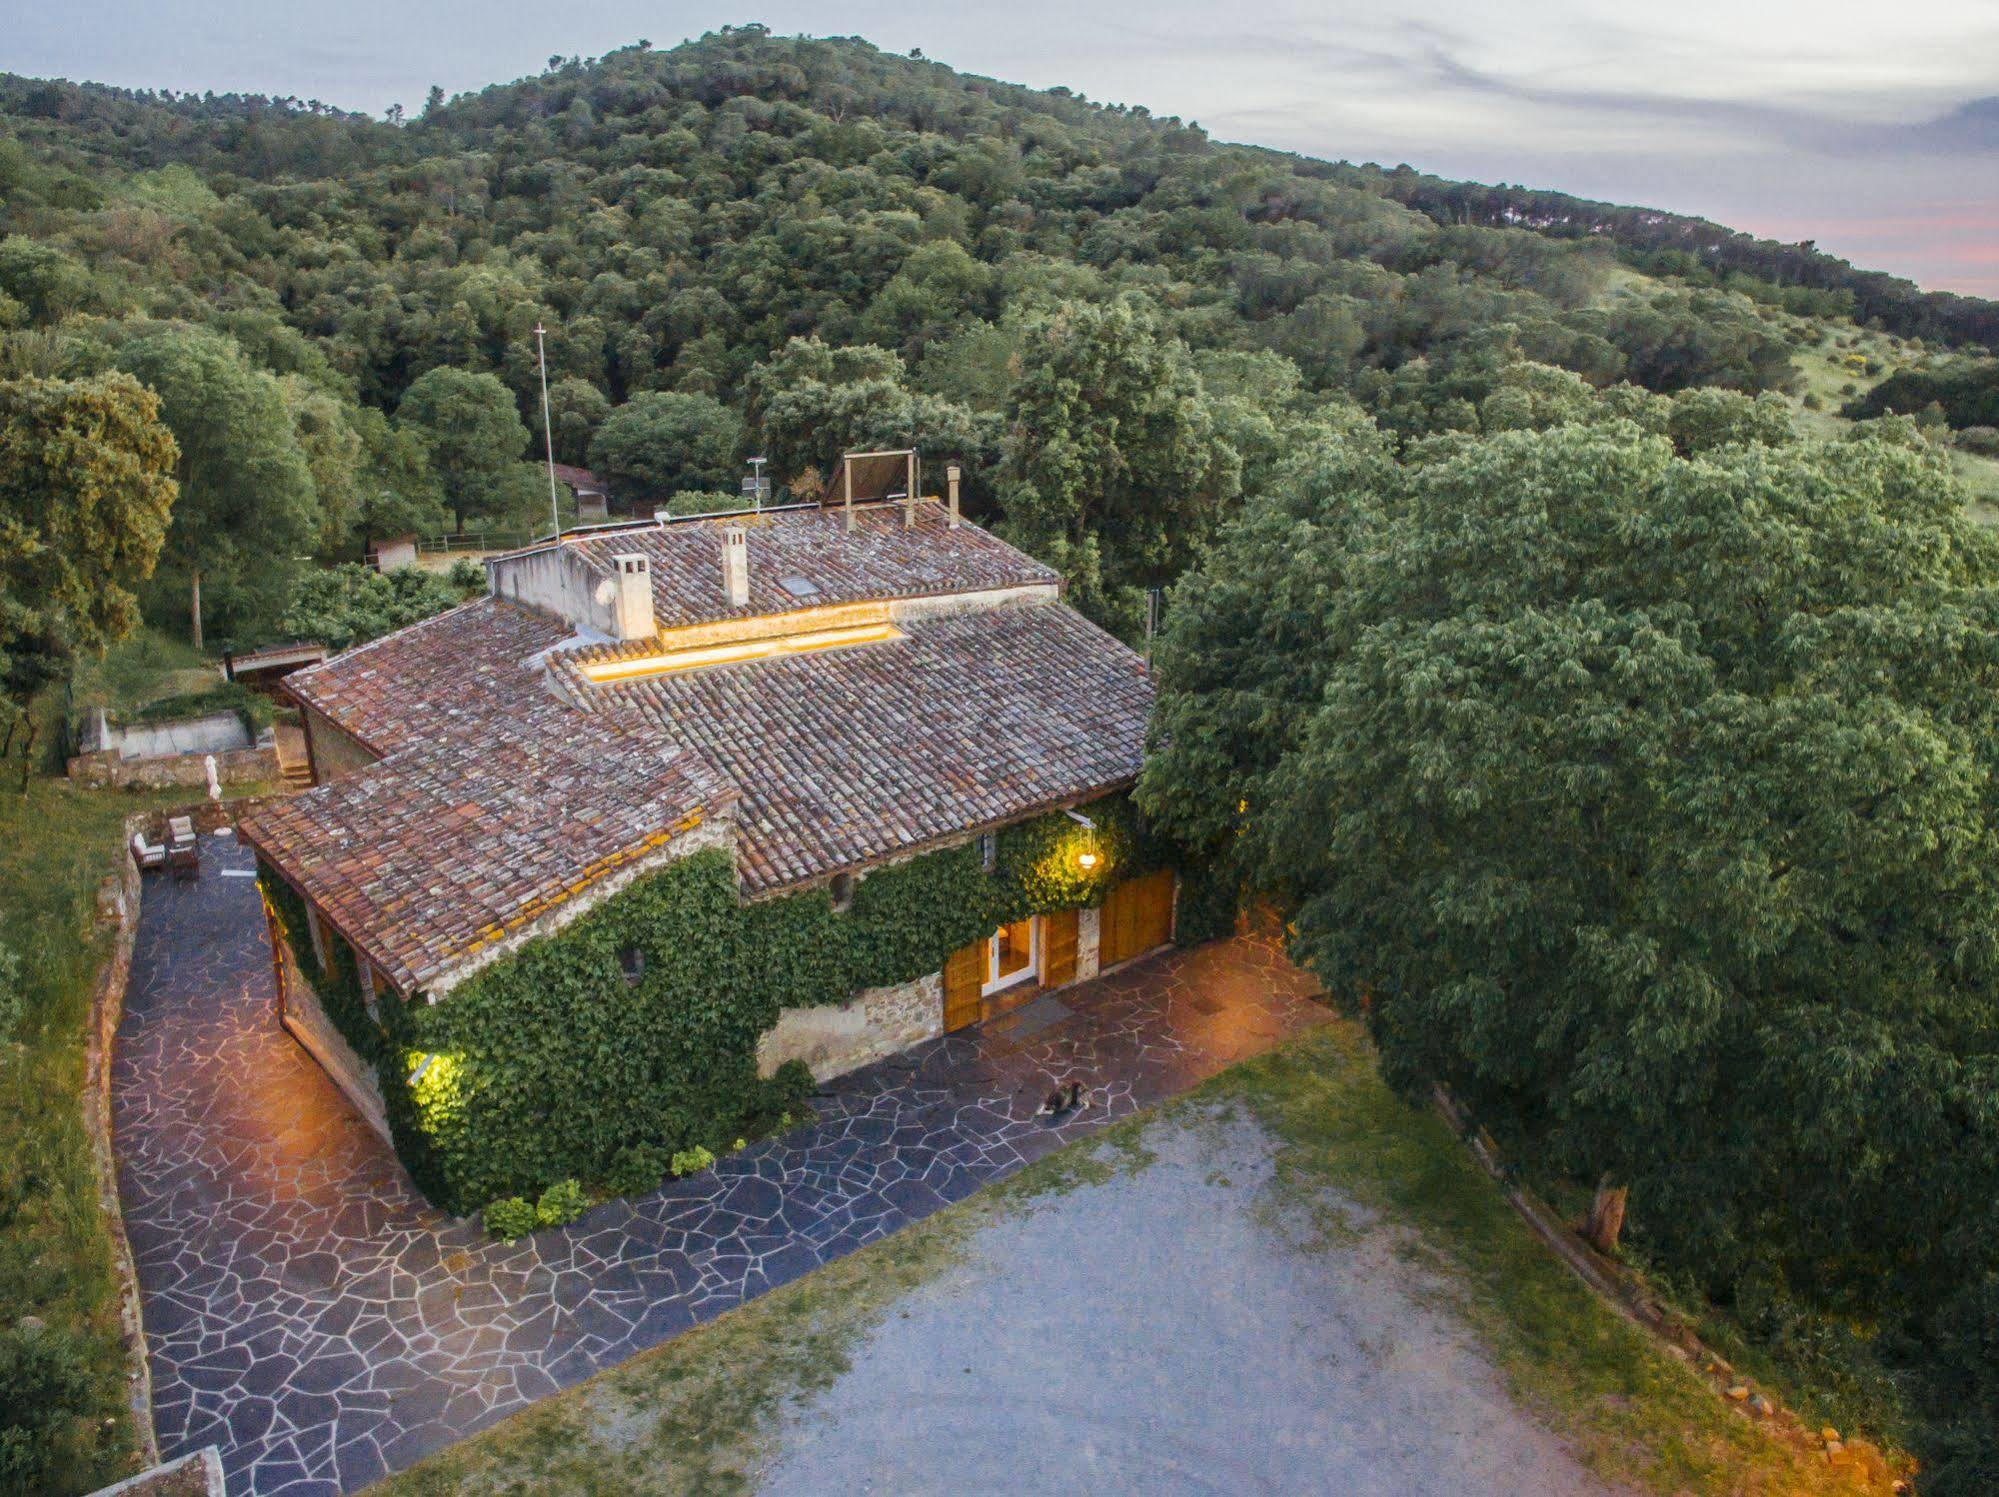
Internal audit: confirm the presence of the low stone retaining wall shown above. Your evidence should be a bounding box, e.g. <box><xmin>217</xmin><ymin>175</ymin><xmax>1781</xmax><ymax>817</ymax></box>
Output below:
<box><xmin>87</xmin><ymin>1445</ymin><xmax>224</xmax><ymax>1497</ymax></box>
<box><xmin>89</xmin><ymin>815</ymin><xmax>158</xmax><ymax>1470</ymax></box>
<box><xmin>69</xmin><ymin>742</ymin><xmax>278</xmax><ymax>791</ymax></box>
<box><xmin>758</xmin><ymin>971</ymin><xmax>945</xmax><ymax>1082</ymax></box>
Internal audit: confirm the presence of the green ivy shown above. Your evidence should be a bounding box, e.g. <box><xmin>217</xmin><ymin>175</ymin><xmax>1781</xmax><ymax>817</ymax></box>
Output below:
<box><xmin>260</xmin><ymin>795</ymin><xmax>1163</xmax><ymax>1216</ymax></box>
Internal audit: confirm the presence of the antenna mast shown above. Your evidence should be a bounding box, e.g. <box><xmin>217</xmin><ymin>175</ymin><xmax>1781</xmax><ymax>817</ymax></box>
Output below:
<box><xmin>535</xmin><ymin>322</ymin><xmax>560</xmax><ymax>541</ymax></box>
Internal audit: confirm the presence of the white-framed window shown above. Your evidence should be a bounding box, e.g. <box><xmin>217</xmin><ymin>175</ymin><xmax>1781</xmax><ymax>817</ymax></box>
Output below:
<box><xmin>982</xmin><ymin>915</ymin><xmax>1039</xmax><ymax>996</ymax></box>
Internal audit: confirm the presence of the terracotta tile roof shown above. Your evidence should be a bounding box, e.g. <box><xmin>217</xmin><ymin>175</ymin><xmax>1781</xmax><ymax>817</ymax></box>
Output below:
<box><xmin>558</xmin><ymin>502</ymin><xmax>1057</xmax><ymax>630</ymax></box>
<box><xmin>590</xmin><ymin>605</ymin><xmax>1154</xmax><ymax>894</ymax></box>
<box><xmin>240</xmin><ymin>707</ymin><xmax>736</xmax><ymax>994</ymax></box>
<box><xmin>283</xmin><ymin>598</ymin><xmax>571</xmax><ymax>756</ymax></box>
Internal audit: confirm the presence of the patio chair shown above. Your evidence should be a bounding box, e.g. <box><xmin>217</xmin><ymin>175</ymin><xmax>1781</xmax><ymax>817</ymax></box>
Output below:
<box><xmin>167</xmin><ymin>815</ymin><xmax>197</xmax><ymax>852</ymax></box>
<box><xmin>169</xmin><ymin>841</ymin><xmax>200</xmax><ymax>880</ymax></box>
<box><xmin>130</xmin><ymin>830</ymin><xmax>167</xmax><ymax>871</ymax></box>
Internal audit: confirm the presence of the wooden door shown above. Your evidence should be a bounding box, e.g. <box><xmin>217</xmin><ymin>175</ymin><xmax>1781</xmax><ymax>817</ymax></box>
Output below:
<box><xmin>1099</xmin><ymin>869</ymin><xmax>1176</xmax><ymax>969</ymax></box>
<box><xmin>942</xmin><ymin>940</ymin><xmax>983</xmax><ymax>1031</ymax></box>
<box><xmin>1040</xmin><ymin>907</ymin><xmax>1080</xmax><ymax>989</ymax></box>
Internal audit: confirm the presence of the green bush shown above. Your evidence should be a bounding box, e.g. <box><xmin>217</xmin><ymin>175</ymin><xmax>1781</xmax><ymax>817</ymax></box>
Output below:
<box><xmin>482</xmin><ymin>1196</ymin><xmax>536</xmax><ymax>1241</ymax></box>
<box><xmin>605</xmin><ymin>1142</ymin><xmax>669</xmax><ymax>1196</ymax></box>
<box><xmin>0</xmin><ymin>1324</ymin><xmax>94</xmax><ymax>1489</ymax></box>
<box><xmin>534</xmin><ymin>1178</ymin><xmax>589</xmax><ymax>1228</ymax></box>
<box><xmin>670</xmin><ymin>1145</ymin><xmax>715</xmax><ymax>1178</ymax></box>
<box><xmin>767</xmin><ymin>1059</ymin><xmax>815</xmax><ymax>1107</ymax></box>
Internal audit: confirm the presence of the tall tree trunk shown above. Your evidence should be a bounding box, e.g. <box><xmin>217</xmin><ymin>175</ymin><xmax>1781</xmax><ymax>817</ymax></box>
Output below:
<box><xmin>190</xmin><ymin>567</ymin><xmax>204</xmax><ymax>654</ymax></box>
<box><xmin>16</xmin><ymin>719</ymin><xmax>36</xmax><ymax>795</ymax></box>
<box><xmin>1583</xmin><ymin>1178</ymin><xmax>1628</xmax><ymax>1255</ymax></box>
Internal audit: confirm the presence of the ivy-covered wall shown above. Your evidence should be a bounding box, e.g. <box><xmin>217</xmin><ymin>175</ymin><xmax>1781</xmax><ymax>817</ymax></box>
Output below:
<box><xmin>258</xmin><ymin>794</ymin><xmax>1161</xmax><ymax>1216</ymax></box>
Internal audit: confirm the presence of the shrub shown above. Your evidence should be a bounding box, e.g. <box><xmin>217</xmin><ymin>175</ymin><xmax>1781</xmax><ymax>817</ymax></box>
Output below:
<box><xmin>534</xmin><ymin>1178</ymin><xmax>589</xmax><ymax>1228</ymax></box>
<box><xmin>670</xmin><ymin>1145</ymin><xmax>715</xmax><ymax>1178</ymax></box>
<box><xmin>1957</xmin><ymin>425</ymin><xmax>1999</xmax><ymax>458</ymax></box>
<box><xmin>1173</xmin><ymin>861</ymin><xmax>1240</xmax><ymax>947</ymax></box>
<box><xmin>605</xmin><ymin>1142</ymin><xmax>669</xmax><ymax>1196</ymax></box>
<box><xmin>0</xmin><ymin>942</ymin><xmax>20</xmax><ymax>1044</ymax></box>
<box><xmin>767</xmin><ymin>1059</ymin><xmax>815</xmax><ymax>1108</ymax></box>
<box><xmin>482</xmin><ymin>1196</ymin><xmax>536</xmax><ymax>1241</ymax></box>
<box><xmin>0</xmin><ymin>1324</ymin><xmax>93</xmax><ymax>1490</ymax></box>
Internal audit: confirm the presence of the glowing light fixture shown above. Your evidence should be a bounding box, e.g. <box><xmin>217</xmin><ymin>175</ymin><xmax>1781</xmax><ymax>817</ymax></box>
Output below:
<box><xmin>1077</xmin><ymin>851</ymin><xmax>1100</xmax><ymax>870</ymax></box>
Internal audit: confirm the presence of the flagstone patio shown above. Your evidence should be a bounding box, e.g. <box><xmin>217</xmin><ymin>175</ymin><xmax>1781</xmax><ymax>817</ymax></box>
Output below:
<box><xmin>112</xmin><ymin>836</ymin><xmax>1327</xmax><ymax>1495</ymax></box>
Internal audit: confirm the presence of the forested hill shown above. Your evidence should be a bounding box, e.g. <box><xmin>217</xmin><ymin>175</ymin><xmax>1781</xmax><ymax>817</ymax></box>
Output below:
<box><xmin>2</xmin><ymin>25</ymin><xmax>1995</xmax><ymax>643</ymax></box>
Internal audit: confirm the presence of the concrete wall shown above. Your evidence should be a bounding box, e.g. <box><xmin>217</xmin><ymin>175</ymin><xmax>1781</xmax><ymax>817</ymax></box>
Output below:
<box><xmin>488</xmin><ymin>545</ymin><xmax>618</xmax><ymax>637</ymax></box>
<box><xmin>757</xmin><ymin>970</ymin><xmax>945</xmax><ymax>1083</ymax></box>
<box><xmin>302</xmin><ymin>704</ymin><xmax>378</xmax><ymax>784</ymax></box>
<box><xmin>277</xmin><ymin>941</ymin><xmax>392</xmax><ymax>1144</ymax></box>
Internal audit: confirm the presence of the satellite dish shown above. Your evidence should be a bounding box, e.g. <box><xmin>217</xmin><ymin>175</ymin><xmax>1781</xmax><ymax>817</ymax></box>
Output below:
<box><xmin>594</xmin><ymin>578</ymin><xmax>618</xmax><ymax>607</ymax></box>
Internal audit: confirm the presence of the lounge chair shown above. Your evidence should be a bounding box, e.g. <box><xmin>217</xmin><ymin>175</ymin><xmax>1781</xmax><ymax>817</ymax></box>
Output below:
<box><xmin>167</xmin><ymin>815</ymin><xmax>197</xmax><ymax>852</ymax></box>
<box><xmin>131</xmin><ymin>831</ymin><xmax>167</xmax><ymax>871</ymax></box>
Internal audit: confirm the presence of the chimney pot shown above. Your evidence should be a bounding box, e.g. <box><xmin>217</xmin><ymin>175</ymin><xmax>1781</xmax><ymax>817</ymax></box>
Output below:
<box><xmin>609</xmin><ymin>553</ymin><xmax>654</xmax><ymax>641</ymax></box>
<box><xmin>722</xmin><ymin>524</ymin><xmax>750</xmax><ymax>607</ymax></box>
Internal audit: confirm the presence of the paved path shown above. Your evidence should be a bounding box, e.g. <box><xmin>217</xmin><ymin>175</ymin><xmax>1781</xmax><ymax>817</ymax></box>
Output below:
<box><xmin>113</xmin><ymin>838</ymin><xmax>1327</xmax><ymax>1495</ymax></box>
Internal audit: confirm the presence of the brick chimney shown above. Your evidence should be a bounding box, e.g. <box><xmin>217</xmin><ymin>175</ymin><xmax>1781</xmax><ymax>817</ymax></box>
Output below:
<box><xmin>610</xmin><ymin>553</ymin><xmax>654</xmax><ymax>640</ymax></box>
<box><xmin>721</xmin><ymin>524</ymin><xmax>749</xmax><ymax>607</ymax></box>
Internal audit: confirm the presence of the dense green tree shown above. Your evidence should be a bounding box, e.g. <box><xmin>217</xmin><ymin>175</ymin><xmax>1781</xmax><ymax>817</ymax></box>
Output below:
<box><xmin>279</xmin><ymin>562</ymin><xmax>473</xmax><ymax>650</ymax></box>
<box><xmin>117</xmin><ymin>328</ymin><xmax>318</xmax><ymax>649</ymax></box>
<box><xmin>0</xmin><ymin>371</ymin><xmax>176</xmax><ymax>771</ymax></box>
<box><xmin>587</xmin><ymin>390</ymin><xmax>741</xmax><ymax>504</ymax></box>
<box><xmin>394</xmin><ymin>366</ymin><xmax>530</xmax><ymax>530</ymax></box>
<box><xmin>995</xmin><ymin>297</ymin><xmax>1240</xmax><ymax>632</ymax></box>
<box><xmin>347</xmin><ymin>406</ymin><xmax>449</xmax><ymax>553</ymax></box>
<box><xmin>1142</xmin><ymin>414</ymin><xmax>1999</xmax><ymax>1486</ymax></box>
<box><xmin>547</xmin><ymin>375</ymin><xmax>611</xmax><ymax>465</ymax></box>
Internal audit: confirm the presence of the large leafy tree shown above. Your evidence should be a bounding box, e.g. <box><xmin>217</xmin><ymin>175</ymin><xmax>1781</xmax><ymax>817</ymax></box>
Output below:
<box><xmin>1142</xmin><ymin>413</ymin><xmax>1999</xmax><ymax>1486</ymax></box>
<box><xmin>0</xmin><ymin>371</ymin><xmax>177</xmax><ymax>768</ymax></box>
<box><xmin>995</xmin><ymin>297</ymin><xmax>1240</xmax><ymax>634</ymax></box>
<box><xmin>587</xmin><ymin>390</ymin><xmax>742</xmax><ymax>505</ymax></box>
<box><xmin>394</xmin><ymin>366</ymin><xmax>530</xmax><ymax>530</ymax></box>
<box><xmin>117</xmin><ymin>329</ymin><xmax>318</xmax><ymax>651</ymax></box>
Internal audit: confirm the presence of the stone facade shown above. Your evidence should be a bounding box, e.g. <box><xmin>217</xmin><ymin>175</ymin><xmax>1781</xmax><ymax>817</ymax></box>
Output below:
<box><xmin>1077</xmin><ymin>905</ymin><xmax>1102</xmax><ymax>982</ymax></box>
<box><xmin>67</xmin><ymin>742</ymin><xmax>277</xmax><ymax>791</ymax></box>
<box><xmin>757</xmin><ymin>970</ymin><xmax>945</xmax><ymax>1083</ymax></box>
<box><xmin>275</xmin><ymin>942</ymin><xmax>391</xmax><ymax>1143</ymax></box>
<box><xmin>300</xmin><ymin>704</ymin><xmax>376</xmax><ymax>783</ymax></box>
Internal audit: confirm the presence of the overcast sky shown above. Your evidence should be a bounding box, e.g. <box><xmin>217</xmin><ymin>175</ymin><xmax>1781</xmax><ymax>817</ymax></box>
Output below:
<box><xmin>9</xmin><ymin>1</ymin><xmax>1998</xmax><ymax>297</ymax></box>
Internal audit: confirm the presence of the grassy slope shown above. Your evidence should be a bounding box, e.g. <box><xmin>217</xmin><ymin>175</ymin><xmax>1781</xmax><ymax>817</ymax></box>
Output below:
<box><xmin>380</xmin><ymin>1021</ymin><xmax>1891</xmax><ymax>1496</ymax></box>
<box><xmin>0</xmin><ymin>675</ymin><xmax>272</xmax><ymax>1494</ymax></box>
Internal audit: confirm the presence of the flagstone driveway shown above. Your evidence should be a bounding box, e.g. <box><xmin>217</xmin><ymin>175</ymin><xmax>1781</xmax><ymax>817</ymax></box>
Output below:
<box><xmin>112</xmin><ymin>836</ymin><xmax>1327</xmax><ymax>1495</ymax></box>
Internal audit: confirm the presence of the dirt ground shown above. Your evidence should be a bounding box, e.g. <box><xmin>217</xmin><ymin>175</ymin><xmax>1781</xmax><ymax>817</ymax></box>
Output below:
<box><xmin>752</xmin><ymin>1118</ymin><xmax>1618</xmax><ymax>1496</ymax></box>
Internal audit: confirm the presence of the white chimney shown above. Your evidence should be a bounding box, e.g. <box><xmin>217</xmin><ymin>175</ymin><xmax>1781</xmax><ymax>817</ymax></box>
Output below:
<box><xmin>721</xmin><ymin>525</ymin><xmax>749</xmax><ymax>607</ymax></box>
<box><xmin>946</xmin><ymin>463</ymin><xmax>962</xmax><ymax>529</ymax></box>
<box><xmin>610</xmin><ymin>553</ymin><xmax>654</xmax><ymax>640</ymax></box>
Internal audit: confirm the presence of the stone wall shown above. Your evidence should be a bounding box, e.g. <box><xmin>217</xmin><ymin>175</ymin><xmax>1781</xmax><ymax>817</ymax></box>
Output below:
<box><xmin>277</xmin><ymin>943</ymin><xmax>392</xmax><ymax>1144</ymax></box>
<box><xmin>301</xmin><ymin>704</ymin><xmax>376</xmax><ymax>784</ymax></box>
<box><xmin>1077</xmin><ymin>905</ymin><xmax>1102</xmax><ymax>982</ymax></box>
<box><xmin>67</xmin><ymin>742</ymin><xmax>276</xmax><ymax>791</ymax></box>
<box><xmin>757</xmin><ymin>971</ymin><xmax>945</xmax><ymax>1083</ymax></box>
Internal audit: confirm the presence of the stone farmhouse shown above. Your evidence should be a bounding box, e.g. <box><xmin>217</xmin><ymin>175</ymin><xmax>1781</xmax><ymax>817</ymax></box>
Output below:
<box><xmin>240</xmin><ymin>456</ymin><xmax>1177</xmax><ymax>1201</ymax></box>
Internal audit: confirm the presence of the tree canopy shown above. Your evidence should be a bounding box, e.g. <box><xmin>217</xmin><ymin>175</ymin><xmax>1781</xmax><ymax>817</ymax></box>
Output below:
<box><xmin>1142</xmin><ymin>405</ymin><xmax>1999</xmax><ymax>1489</ymax></box>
